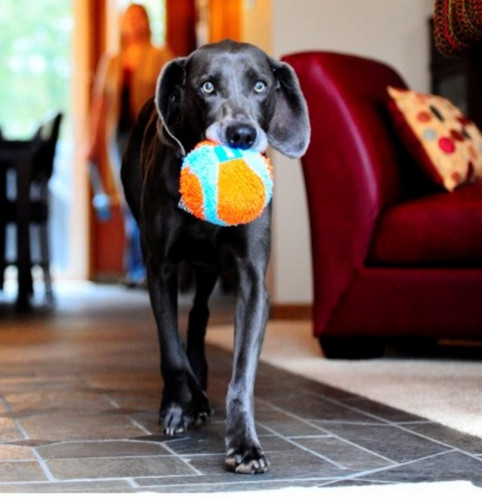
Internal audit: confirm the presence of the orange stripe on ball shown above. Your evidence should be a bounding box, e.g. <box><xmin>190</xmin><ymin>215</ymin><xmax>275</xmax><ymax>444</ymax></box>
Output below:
<box><xmin>218</xmin><ymin>159</ymin><xmax>266</xmax><ymax>225</ymax></box>
<box><xmin>180</xmin><ymin>167</ymin><xmax>205</xmax><ymax>219</ymax></box>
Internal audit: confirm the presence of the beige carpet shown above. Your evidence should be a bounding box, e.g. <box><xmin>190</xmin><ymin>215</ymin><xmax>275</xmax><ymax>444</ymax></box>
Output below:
<box><xmin>206</xmin><ymin>320</ymin><xmax>482</xmax><ymax>439</ymax></box>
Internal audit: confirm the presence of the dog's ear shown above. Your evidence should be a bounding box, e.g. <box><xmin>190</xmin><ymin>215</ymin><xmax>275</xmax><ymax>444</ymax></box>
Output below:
<box><xmin>268</xmin><ymin>59</ymin><xmax>310</xmax><ymax>159</ymax></box>
<box><xmin>155</xmin><ymin>57</ymin><xmax>187</xmax><ymax>155</ymax></box>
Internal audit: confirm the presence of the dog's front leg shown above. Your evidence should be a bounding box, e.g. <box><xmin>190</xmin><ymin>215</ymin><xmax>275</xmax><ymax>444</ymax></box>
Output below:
<box><xmin>147</xmin><ymin>260</ymin><xmax>212</xmax><ymax>435</ymax></box>
<box><xmin>225</xmin><ymin>260</ymin><xmax>270</xmax><ymax>474</ymax></box>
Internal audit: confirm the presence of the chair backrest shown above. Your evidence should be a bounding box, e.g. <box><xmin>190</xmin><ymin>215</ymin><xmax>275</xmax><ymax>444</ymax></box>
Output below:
<box><xmin>32</xmin><ymin>111</ymin><xmax>63</xmax><ymax>182</ymax></box>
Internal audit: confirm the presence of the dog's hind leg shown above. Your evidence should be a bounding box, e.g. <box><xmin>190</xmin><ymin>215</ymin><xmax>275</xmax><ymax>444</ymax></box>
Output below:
<box><xmin>147</xmin><ymin>261</ymin><xmax>212</xmax><ymax>435</ymax></box>
<box><xmin>186</xmin><ymin>267</ymin><xmax>218</xmax><ymax>391</ymax></box>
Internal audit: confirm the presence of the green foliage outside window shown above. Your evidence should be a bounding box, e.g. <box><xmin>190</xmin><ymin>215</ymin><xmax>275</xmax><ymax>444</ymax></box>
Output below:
<box><xmin>0</xmin><ymin>0</ymin><xmax>72</xmax><ymax>139</ymax></box>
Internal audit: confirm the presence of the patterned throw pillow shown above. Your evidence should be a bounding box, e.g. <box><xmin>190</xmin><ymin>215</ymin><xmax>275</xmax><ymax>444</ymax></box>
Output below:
<box><xmin>387</xmin><ymin>86</ymin><xmax>482</xmax><ymax>191</ymax></box>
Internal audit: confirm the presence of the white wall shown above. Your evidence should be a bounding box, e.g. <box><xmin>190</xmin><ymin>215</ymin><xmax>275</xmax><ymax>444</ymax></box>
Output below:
<box><xmin>268</xmin><ymin>0</ymin><xmax>434</xmax><ymax>304</ymax></box>
<box><xmin>69</xmin><ymin>0</ymin><xmax>92</xmax><ymax>279</ymax></box>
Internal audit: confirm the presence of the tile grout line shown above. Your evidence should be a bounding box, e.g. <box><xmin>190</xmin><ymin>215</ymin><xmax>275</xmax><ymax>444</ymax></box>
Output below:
<box><xmin>156</xmin><ymin>439</ymin><xmax>206</xmax><ymax>477</ymax></box>
<box><xmin>302</xmin><ymin>387</ymin><xmax>422</xmax><ymax>426</ymax></box>
<box><xmin>334</xmin><ymin>448</ymin><xmax>456</xmax><ymax>484</ymax></box>
<box><xmin>262</xmin><ymin>396</ymin><xmax>482</xmax><ymax>483</ymax></box>
<box><xmin>303</xmin><ymin>389</ymin><xmax>482</xmax><ymax>460</ymax></box>
<box><xmin>102</xmin><ymin>394</ymin><xmax>121</xmax><ymax>409</ymax></box>
<box><xmin>13</xmin><ymin>419</ymin><xmax>57</xmax><ymax>483</ymax></box>
<box><xmin>260</xmin><ymin>399</ymin><xmax>398</xmax><ymax>466</ymax></box>
<box><xmin>125</xmin><ymin>415</ymin><xmax>204</xmax><ymax>477</ymax></box>
<box><xmin>1</xmin><ymin>393</ymin><xmax>58</xmax><ymax>483</ymax></box>
<box><xmin>0</xmin><ymin>475</ymin><xmax>346</xmax><ymax>489</ymax></box>
<box><xmin>322</xmin><ymin>392</ymin><xmax>482</xmax><ymax>460</ymax></box>
<box><xmin>259</xmin><ymin>421</ymin><xmax>350</xmax><ymax>470</ymax></box>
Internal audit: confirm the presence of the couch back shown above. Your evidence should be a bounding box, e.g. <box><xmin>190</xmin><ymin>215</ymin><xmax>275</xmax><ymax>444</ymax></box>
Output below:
<box><xmin>283</xmin><ymin>51</ymin><xmax>415</xmax><ymax>212</ymax></box>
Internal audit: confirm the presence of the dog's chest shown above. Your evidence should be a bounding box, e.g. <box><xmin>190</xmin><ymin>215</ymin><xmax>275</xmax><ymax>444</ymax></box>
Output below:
<box><xmin>180</xmin><ymin>222</ymin><xmax>225</xmax><ymax>269</ymax></box>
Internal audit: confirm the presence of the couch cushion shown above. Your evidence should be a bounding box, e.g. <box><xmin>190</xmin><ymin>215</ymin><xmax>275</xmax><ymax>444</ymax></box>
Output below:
<box><xmin>387</xmin><ymin>86</ymin><xmax>482</xmax><ymax>191</ymax></box>
<box><xmin>369</xmin><ymin>184</ymin><xmax>482</xmax><ymax>265</ymax></box>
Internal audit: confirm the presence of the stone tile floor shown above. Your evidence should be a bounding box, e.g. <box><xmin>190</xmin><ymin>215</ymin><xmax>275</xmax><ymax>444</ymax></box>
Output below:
<box><xmin>0</xmin><ymin>283</ymin><xmax>481</xmax><ymax>493</ymax></box>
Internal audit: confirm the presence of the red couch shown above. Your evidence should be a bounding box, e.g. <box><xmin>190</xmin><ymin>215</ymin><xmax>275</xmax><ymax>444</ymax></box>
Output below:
<box><xmin>282</xmin><ymin>51</ymin><xmax>482</xmax><ymax>358</ymax></box>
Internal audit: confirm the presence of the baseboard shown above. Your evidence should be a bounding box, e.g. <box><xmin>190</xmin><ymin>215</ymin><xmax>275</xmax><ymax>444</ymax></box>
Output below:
<box><xmin>269</xmin><ymin>303</ymin><xmax>312</xmax><ymax>320</ymax></box>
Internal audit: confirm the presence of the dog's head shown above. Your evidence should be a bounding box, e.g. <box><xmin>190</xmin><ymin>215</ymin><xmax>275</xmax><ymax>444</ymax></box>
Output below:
<box><xmin>155</xmin><ymin>39</ymin><xmax>310</xmax><ymax>159</ymax></box>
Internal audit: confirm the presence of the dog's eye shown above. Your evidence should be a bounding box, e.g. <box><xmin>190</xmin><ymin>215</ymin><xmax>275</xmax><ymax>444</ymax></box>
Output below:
<box><xmin>254</xmin><ymin>80</ymin><xmax>267</xmax><ymax>93</ymax></box>
<box><xmin>201</xmin><ymin>81</ymin><xmax>215</xmax><ymax>94</ymax></box>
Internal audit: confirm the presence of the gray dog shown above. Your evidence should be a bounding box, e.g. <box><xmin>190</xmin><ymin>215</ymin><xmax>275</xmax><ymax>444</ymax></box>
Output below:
<box><xmin>121</xmin><ymin>39</ymin><xmax>310</xmax><ymax>473</ymax></box>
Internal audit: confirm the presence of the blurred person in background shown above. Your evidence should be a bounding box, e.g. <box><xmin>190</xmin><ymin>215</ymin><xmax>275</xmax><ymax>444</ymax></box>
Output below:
<box><xmin>87</xmin><ymin>2</ymin><xmax>173</xmax><ymax>287</ymax></box>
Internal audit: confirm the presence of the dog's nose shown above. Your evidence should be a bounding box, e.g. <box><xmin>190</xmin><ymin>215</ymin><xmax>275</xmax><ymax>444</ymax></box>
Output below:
<box><xmin>226</xmin><ymin>124</ymin><xmax>257</xmax><ymax>150</ymax></box>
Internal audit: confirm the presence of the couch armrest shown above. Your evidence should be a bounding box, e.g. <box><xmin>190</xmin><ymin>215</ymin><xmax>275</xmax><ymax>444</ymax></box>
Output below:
<box><xmin>302</xmin><ymin>124</ymin><xmax>380</xmax><ymax>334</ymax></box>
<box><xmin>283</xmin><ymin>52</ymin><xmax>408</xmax><ymax>334</ymax></box>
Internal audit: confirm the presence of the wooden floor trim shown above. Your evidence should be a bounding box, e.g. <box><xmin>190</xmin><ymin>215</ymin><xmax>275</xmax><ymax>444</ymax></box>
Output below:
<box><xmin>269</xmin><ymin>303</ymin><xmax>312</xmax><ymax>320</ymax></box>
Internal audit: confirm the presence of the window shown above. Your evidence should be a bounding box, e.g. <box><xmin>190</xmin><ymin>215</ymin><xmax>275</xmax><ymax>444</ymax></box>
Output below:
<box><xmin>0</xmin><ymin>0</ymin><xmax>71</xmax><ymax>138</ymax></box>
<box><xmin>0</xmin><ymin>0</ymin><xmax>72</xmax><ymax>277</ymax></box>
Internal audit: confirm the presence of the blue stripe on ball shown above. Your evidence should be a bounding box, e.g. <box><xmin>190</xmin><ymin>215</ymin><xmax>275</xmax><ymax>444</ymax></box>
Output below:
<box><xmin>214</xmin><ymin>144</ymin><xmax>243</xmax><ymax>162</ymax></box>
<box><xmin>182</xmin><ymin>144</ymin><xmax>225</xmax><ymax>225</ymax></box>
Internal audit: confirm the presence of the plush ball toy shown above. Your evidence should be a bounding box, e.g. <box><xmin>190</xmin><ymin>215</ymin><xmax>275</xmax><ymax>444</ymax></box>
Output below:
<box><xmin>179</xmin><ymin>140</ymin><xmax>273</xmax><ymax>226</ymax></box>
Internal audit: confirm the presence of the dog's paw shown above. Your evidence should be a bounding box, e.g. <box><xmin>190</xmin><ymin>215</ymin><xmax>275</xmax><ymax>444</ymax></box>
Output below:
<box><xmin>160</xmin><ymin>404</ymin><xmax>191</xmax><ymax>436</ymax></box>
<box><xmin>193</xmin><ymin>392</ymin><xmax>214</xmax><ymax>420</ymax></box>
<box><xmin>191</xmin><ymin>408</ymin><xmax>211</xmax><ymax>428</ymax></box>
<box><xmin>225</xmin><ymin>446</ymin><xmax>269</xmax><ymax>474</ymax></box>
<box><xmin>160</xmin><ymin>399</ymin><xmax>213</xmax><ymax>436</ymax></box>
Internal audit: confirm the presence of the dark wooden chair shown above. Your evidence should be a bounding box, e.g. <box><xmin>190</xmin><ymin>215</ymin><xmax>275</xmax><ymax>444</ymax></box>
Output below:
<box><xmin>0</xmin><ymin>111</ymin><xmax>63</xmax><ymax>306</ymax></box>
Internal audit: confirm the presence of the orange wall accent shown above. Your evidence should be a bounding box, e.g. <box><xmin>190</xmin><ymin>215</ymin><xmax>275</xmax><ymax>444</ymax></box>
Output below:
<box><xmin>166</xmin><ymin>0</ymin><xmax>197</xmax><ymax>55</ymax></box>
<box><xmin>209</xmin><ymin>0</ymin><xmax>242</xmax><ymax>42</ymax></box>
